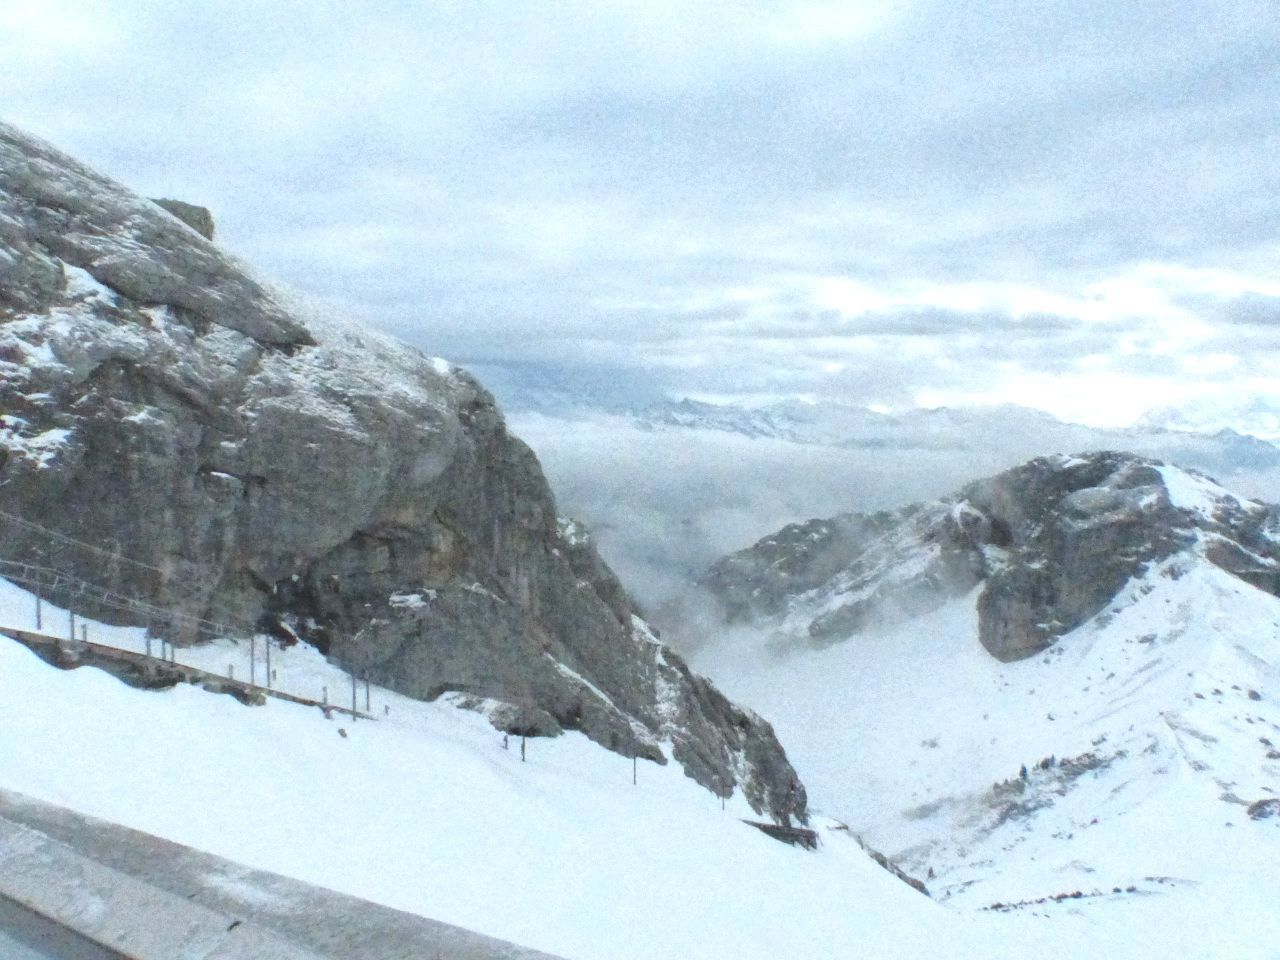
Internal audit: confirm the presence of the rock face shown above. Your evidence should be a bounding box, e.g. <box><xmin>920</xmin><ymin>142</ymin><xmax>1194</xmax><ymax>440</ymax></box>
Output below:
<box><xmin>151</xmin><ymin>199</ymin><xmax>215</xmax><ymax>240</ymax></box>
<box><xmin>703</xmin><ymin>451</ymin><xmax>1280</xmax><ymax>661</ymax></box>
<box><xmin>0</xmin><ymin>122</ymin><xmax>805</xmax><ymax>823</ymax></box>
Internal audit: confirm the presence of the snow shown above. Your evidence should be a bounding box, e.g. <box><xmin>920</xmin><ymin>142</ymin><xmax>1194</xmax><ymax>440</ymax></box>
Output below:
<box><xmin>1157</xmin><ymin>462</ymin><xmax>1262</xmax><ymax>516</ymax></box>
<box><xmin>0</xmin><ymin>424</ymin><xmax>72</xmax><ymax>469</ymax></box>
<box><xmin>0</xmin><ymin>577</ymin><xmax>968</xmax><ymax>960</ymax></box>
<box><xmin>691</xmin><ymin>558</ymin><xmax>1280</xmax><ymax>956</ymax></box>
<box><xmin>3</xmin><ymin>573</ymin><xmax>1278</xmax><ymax>958</ymax></box>
<box><xmin>62</xmin><ymin>264</ymin><xmax>116</xmax><ymax>303</ymax></box>
<box><xmin>556</xmin><ymin>516</ymin><xmax>590</xmax><ymax>547</ymax></box>
<box><xmin>388</xmin><ymin>590</ymin><xmax>434</xmax><ymax>610</ymax></box>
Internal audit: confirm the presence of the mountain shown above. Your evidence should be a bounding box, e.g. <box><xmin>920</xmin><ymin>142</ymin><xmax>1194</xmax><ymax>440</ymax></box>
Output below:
<box><xmin>0</xmin><ymin>121</ymin><xmax>803</xmax><ymax>822</ymax></box>
<box><xmin>690</xmin><ymin>451</ymin><xmax>1280</xmax><ymax>910</ymax></box>
<box><xmin>634</xmin><ymin>398</ymin><xmax>1280</xmax><ymax>478</ymax></box>
<box><xmin>1140</xmin><ymin>396</ymin><xmax>1280</xmax><ymax>443</ymax></box>
<box><xmin>496</xmin><ymin>393</ymin><xmax>1280</xmax><ymax>615</ymax></box>
<box><xmin>702</xmin><ymin>451</ymin><xmax>1280</xmax><ymax>659</ymax></box>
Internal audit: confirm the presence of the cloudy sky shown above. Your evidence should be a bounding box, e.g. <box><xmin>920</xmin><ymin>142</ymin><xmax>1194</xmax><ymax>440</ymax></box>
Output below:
<box><xmin>4</xmin><ymin>0</ymin><xmax>1279</xmax><ymax>432</ymax></box>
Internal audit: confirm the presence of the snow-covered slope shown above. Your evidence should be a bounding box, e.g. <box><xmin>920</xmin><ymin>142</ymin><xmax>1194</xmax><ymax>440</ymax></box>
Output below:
<box><xmin>4</xmin><ymin>577</ymin><xmax>1280</xmax><ymax>959</ymax></box>
<box><xmin>695</xmin><ymin>562</ymin><xmax>1280</xmax><ymax>903</ymax></box>
<box><xmin>687</xmin><ymin>454</ymin><xmax>1280</xmax><ymax>949</ymax></box>
<box><xmin>0</xmin><ymin>580</ymin><xmax>951</xmax><ymax>959</ymax></box>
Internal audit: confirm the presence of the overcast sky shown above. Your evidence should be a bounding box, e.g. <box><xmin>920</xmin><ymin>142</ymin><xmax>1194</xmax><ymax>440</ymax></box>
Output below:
<box><xmin>4</xmin><ymin>0</ymin><xmax>1279</xmax><ymax>432</ymax></box>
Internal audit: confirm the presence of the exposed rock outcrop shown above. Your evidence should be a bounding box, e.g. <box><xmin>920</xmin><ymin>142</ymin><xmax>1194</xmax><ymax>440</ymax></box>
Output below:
<box><xmin>151</xmin><ymin>198</ymin><xmax>215</xmax><ymax>240</ymax></box>
<box><xmin>703</xmin><ymin>451</ymin><xmax>1280</xmax><ymax>661</ymax></box>
<box><xmin>0</xmin><ymin>122</ymin><xmax>805</xmax><ymax>823</ymax></box>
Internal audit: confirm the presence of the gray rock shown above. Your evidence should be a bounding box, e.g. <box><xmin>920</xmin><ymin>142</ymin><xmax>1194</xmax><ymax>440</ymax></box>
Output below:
<box><xmin>0</xmin><ymin>121</ymin><xmax>805</xmax><ymax>824</ymax></box>
<box><xmin>151</xmin><ymin>199</ymin><xmax>215</xmax><ymax>240</ymax></box>
<box><xmin>1246</xmin><ymin>798</ymin><xmax>1280</xmax><ymax>820</ymax></box>
<box><xmin>703</xmin><ymin>451</ymin><xmax>1280</xmax><ymax>662</ymax></box>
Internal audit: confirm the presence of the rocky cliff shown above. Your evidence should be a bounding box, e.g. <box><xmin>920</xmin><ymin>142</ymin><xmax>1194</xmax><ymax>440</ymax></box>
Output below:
<box><xmin>0</xmin><ymin>122</ymin><xmax>804</xmax><ymax>823</ymax></box>
<box><xmin>703</xmin><ymin>451</ymin><xmax>1280</xmax><ymax>660</ymax></box>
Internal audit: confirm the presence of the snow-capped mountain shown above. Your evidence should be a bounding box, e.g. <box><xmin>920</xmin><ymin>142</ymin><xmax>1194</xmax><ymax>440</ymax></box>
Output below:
<box><xmin>636</xmin><ymin>398</ymin><xmax>1280</xmax><ymax>478</ymax></box>
<box><xmin>703</xmin><ymin>451</ymin><xmax>1280</xmax><ymax>659</ymax></box>
<box><xmin>1141</xmin><ymin>395</ymin><xmax>1280</xmax><ymax>443</ymax></box>
<box><xmin>0</xmin><ymin>121</ymin><xmax>803</xmax><ymax>821</ymax></box>
<box><xmin>690</xmin><ymin>452</ymin><xmax>1280</xmax><ymax>916</ymax></box>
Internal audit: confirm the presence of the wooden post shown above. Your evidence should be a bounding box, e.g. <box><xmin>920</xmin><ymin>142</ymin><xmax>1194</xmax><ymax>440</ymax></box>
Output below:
<box><xmin>521</xmin><ymin>736</ymin><xmax>526</xmax><ymax>762</ymax></box>
<box><xmin>68</xmin><ymin>610</ymin><xmax>75</xmax><ymax>642</ymax></box>
<box><xmin>80</xmin><ymin>624</ymin><xmax>87</xmax><ymax>643</ymax></box>
<box><xmin>265</xmin><ymin>639</ymin><xmax>272</xmax><ymax>689</ymax></box>
<box><xmin>364</xmin><ymin>674</ymin><xmax>370</xmax><ymax>711</ymax></box>
<box><xmin>351</xmin><ymin>671</ymin><xmax>357</xmax><ymax>722</ymax></box>
<box><xmin>146</xmin><ymin>636</ymin><xmax>152</xmax><ymax>659</ymax></box>
<box><xmin>250</xmin><ymin>635</ymin><xmax>256</xmax><ymax>687</ymax></box>
<box><xmin>228</xmin><ymin>664</ymin><xmax>234</xmax><ymax>680</ymax></box>
<box><xmin>633</xmin><ymin>755</ymin><xmax>637</xmax><ymax>785</ymax></box>
<box><xmin>35</xmin><ymin>594</ymin><xmax>42</xmax><ymax>631</ymax></box>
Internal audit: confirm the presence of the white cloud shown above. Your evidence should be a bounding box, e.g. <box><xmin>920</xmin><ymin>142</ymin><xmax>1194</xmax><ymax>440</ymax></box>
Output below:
<box><xmin>1</xmin><ymin>0</ymin><xmax>1277</xmax><ymax>436</ymax></box>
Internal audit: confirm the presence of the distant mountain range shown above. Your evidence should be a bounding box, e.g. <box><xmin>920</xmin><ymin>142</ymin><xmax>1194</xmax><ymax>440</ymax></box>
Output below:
<box><xmin>633</xmin><ymin>397</ymin><xmax>1280</xmax><ymax>475</ymax></box>
<box><xmin>488</xmin><ymin>380</ymin><xmax>1280</xmax><ymax>612</ymax></box>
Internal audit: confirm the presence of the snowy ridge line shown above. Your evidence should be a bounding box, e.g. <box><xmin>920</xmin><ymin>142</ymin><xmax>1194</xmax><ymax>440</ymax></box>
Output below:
<box><xmin>0</xmin><ymin>557</ymin><xmax>253</xmax><ymax>639</ymax></box>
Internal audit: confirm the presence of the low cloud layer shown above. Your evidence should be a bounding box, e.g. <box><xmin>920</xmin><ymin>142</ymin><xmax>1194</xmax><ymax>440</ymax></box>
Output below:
<box><xmin>511</xmin><ymin>405</ymin><xmax>1280</xmax><ymax>626</ymax></box>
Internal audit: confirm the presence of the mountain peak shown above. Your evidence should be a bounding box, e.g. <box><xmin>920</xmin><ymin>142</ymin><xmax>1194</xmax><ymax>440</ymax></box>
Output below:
<box><xmin>704</xmin><ymin>450</ymin><xmax>1280</xmax><ymax>661</ymax></box>
<box><xmin>0</xmin><ymin>121</ymin><xmax>805</xmax><ymax>823</ymax></box>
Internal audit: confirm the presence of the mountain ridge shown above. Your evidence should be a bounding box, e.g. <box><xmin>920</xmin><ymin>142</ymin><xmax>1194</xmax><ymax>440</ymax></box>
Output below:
<box><xmin>0</xmin><ymin>120</ymin><xmax>804</xmax><ymax>822</ymax></box>
<box><xmin>688</xmin><ymin>452</ymin><xmax>1280</xmax><ymax>911</ymax></box>
<box><xmin>702</xmin><ymin>450</ymin><xmax>1280</xmax><ymax>661</ymax></box>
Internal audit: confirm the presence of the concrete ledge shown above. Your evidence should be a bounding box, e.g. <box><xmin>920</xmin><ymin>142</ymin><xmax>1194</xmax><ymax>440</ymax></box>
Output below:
<box><xmin>741</xmin><ymin>819</ymin><xmax>819</xmax><ymax>849</ymax></box>
<box><xmin>0</xmin><ymin>789</ymin><xmax>567</xmax><ymax>960</ymax></box>
<box><xmin>0</xmin><ymin>815</ymin><xmax>324</xmax><ymax>958</ymax></box>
